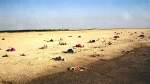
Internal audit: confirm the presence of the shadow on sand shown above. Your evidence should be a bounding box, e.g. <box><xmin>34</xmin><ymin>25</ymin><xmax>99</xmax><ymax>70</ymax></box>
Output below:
<box><xmin>27</xmin><ymin>46</ymin><xmax>150</xmax><ymax>84</ymax></box>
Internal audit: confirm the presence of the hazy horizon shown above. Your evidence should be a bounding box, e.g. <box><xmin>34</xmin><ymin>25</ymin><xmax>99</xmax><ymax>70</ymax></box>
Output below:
<box><xmin>0</xmin><ymin>0</ymin><xmax>150</xmax><ymax>30</ymax></box>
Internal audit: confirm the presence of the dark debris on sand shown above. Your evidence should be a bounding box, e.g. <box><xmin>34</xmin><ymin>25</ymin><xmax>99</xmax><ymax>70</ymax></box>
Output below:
<box><xmin>27</xmin><ymin>46</ymin><xmax>150</xmax><ymax>84</ymax></box>
<box><xmin>2</xmin><ymin>54</ymin><xmax>8</xmax><ymax>57</ymax></box>
<box><xmin>51</xmin><ymin>56</ymin><xmax>64</xmax><ymax>61</ymax></box>
<box><xmin>88</xmin><ymin>40</ymin><xmax>96</xmax><ymax>43</ymax></box>
<box><xmin>63</xmin><ymin>49</ymin><xmax>74</xmax><ymax>53</ymax></box>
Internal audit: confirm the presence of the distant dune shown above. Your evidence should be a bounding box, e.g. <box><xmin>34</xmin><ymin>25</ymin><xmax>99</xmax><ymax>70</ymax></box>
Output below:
<box><xmin>0</xmin><ymin>28</ymin><xmax>149</xmax><ymax>33</ymax></box>
<box><xmin>0</xmin><ymin>29</ymin><xmax>71</xmax><ymax>33</ymax></box>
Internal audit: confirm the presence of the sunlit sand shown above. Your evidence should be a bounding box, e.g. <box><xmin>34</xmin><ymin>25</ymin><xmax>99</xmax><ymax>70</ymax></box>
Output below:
<box><xmin>0</xmin><ymin>29</ymin><xmax>150</xmax><ymax>84</ymax></box>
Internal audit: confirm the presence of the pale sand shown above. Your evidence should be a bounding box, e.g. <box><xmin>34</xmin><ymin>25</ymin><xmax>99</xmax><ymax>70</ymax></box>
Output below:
<box><xmin>0</xmin><ymin>29</ymin><xmax>150</xmax><ymax>83</ymax></box>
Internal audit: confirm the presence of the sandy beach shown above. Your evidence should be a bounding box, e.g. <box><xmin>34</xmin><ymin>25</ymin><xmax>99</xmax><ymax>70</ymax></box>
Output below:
<box><xmin>0</xmin><ymin>29</ymin><xmax>150</xmax><ymax>84</ymax></box>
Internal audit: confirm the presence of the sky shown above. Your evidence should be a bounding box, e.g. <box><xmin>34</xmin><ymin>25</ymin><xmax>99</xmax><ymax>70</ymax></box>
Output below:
<box><xmin>0</xmin><ymin>0</ymin><xmax>150</xmax><ymax>30</ymax></box>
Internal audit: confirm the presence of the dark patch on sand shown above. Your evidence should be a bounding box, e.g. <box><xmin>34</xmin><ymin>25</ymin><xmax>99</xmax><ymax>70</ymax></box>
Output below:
<box><xmin>25</xmin><ymin>46</ymin><xmax>150</xmax><ymax>84</ymax></box>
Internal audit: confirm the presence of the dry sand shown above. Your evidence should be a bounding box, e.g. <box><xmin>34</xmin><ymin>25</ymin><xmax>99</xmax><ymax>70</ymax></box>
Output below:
<box><xmin>0</xmin><ymin>29</ymin><xmax>150</xmax><ymax>84</ymax></box>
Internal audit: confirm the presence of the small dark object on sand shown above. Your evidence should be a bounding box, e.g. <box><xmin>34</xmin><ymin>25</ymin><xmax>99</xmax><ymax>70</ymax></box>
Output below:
<box><xmin>39</xmin><ymin>45</ymin><xmax>47</xmax><ymax>49</ymax></box>
<box><xmin>67</xmin><ymin>49</ymin><xmax>74</xmax><ymax>53</ymax></box>
<box><xmin>59</xmin><ymin>42</ymin><xmax>67</xmax><ymax>45</ymax></box>
<box><xmin>88</xmin><ymin>40</ymin><xmax>96</xmax><ymax>43</ymax></box>
<box><xmin>46</xmin><ymin>39</ymin><xmax>54</xmax><ymax>42</ymax></box>
<box><xmin>93</xmin><ymin>46</ymin><xmax>100</xmax><ymax>48</ymax></box>
<box><xmin>101</xmin><ymin>49</ymin><xmax>104</xmax><ymax>51</ymax></box>
<box><xmin>108</xmin><ymin>42</ymin><xmax>112</xmax><ymax>45</ymax></box>
<box><xmin>68</xmin><ymin>36</ymin><xmax>72</xmax><ymax>37</ymax></box>
<box><xmin>59</xmin><ymin>38</ymin><xmax>63</xmax><ymax>41</ymax></box>
<box><xmin>67</xmin><ymin>65</ymin><xmax>87</xmax><ymax>72</ymax></box>
<box><xmin>63</xmin><ymin>49</ymin><xmax>74</xmax><ymax>53</ymax></box>
<box><xmin>138</xmin><ymin>34</ymin><xmax>145</xmax><ymax>39</ymax></box>
<box><xmin>121</xmin><ymin>50</ymin><xmax>130</xmax><ymax>54</ymax></box>
<box><xmin>113</xmin><ymin>35</ymin><xmax>120</xmax><ymax>40</ymax></box>
<box><xmin>47</xmin><ymin>39</ymin><xmax>54</xmax><ymax>42</ymax></box>
<box><xmin>78</xmin><ymin>35</ymin><xmax>81</xmax><ymax>38</ymax></box>
<box><xmin>74</xmin><ymin>44</ymin><xmax>84</xmax><ymax>48</ymax></box>
<box><xmin>20</xmin><ymin>53</ymin><xmax>26</xmax><ymax>56</ymax></box>
<box><xmin>113</xmin><ymin>36</ymin><xmax>120</xmax><ymax>39</ymax></box>
<box><xmin>6</xmin><ymin>48</ymin><xmax>16</xmax><ymax>52</ymax></box>
<box><xmin>50</xmin><ymin>39</ymin><xmax>54</xmax><ymax>42</ymax></box>
<box><xmin>51</xmin><ymin>56</ymin><xmax>64</xmax><ymax>61</ymax></box>
<box><xmin>2</xmin><ymin>54</ymin><xmax>8</xmax><ymax>57</ymax></box>
<box><xmin>2</xmin><ymin>38</ymin><xmax>5</xmax><ymax>40</ymax></box>
<box><xmin>89</xmin><ymin>54</ymin><xmax>101</xmax><ymax>57</ymax></box>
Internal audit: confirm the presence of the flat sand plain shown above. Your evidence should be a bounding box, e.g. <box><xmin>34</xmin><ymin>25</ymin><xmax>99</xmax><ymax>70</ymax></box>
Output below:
<box><xmin>0</xmin><ymin>29</ymin><xmax>150</xmax><ymax>84</ymax></box>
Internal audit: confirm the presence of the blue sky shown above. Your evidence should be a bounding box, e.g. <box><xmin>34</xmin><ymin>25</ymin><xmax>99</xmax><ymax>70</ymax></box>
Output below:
<box><xmin>0</xmin><ymin>0</ymin><xmax>150</xmax><ymax>30</ymax></box>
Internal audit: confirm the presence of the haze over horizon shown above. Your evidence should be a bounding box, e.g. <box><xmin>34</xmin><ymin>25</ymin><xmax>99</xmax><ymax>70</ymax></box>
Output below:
<box><xmin>0</xmin><ymin>0</ymin><xmax>150</xmax><ymax>30</ymax></box>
